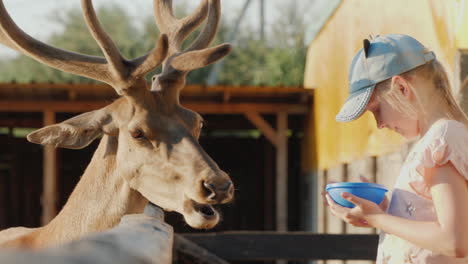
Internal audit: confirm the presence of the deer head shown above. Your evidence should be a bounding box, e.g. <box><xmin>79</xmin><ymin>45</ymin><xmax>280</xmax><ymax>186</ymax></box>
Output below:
<box><xmin>0</xmin><ymin>0</ymin><xmax>233</xmax><ymax>229</ymax></box>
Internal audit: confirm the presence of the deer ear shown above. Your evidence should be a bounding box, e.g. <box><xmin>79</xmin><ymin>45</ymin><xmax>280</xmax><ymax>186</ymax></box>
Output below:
<box><xmin>170</xmin><ymin>43</ymin><xmax>232</xmax><ymax>71</ymax></box>
<box><xmin>27</xmin><ymin>109</ymin><xmax>114</xmax><ymax>149</ymax></box>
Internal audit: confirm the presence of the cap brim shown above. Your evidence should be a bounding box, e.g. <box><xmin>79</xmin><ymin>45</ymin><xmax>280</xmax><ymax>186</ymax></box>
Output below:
<box><xmin>335</xmin><ymin>85</ymin><xmax>375</xmax><ymax>122</ymax></box>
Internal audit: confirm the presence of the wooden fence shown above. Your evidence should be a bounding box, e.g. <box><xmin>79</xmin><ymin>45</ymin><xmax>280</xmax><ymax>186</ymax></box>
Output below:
<box><xmin>180</xmin><ymin>232</ymin><xmax>378</xmax><ymax>262</ymax></box>
<box><xmin>0</xmin><ymin>203</ymin><xmax>379</xmax><ymax>264</ymax></box>
<box><xmin>315</xmin><ymin>144</ymin><xmax>413</xmax><ymax>264</ymax></box>
<box><xmin>1</xmin><ymin>144</ymin><xmax>413</xmax><ymax>264</ymax></box>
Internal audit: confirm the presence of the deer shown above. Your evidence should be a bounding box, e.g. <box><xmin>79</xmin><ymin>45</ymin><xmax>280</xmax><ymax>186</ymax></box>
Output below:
<box><xmin>0</xmin><ymin>0</ymin><xmax>234</xmax><ymax>249</ymax></box>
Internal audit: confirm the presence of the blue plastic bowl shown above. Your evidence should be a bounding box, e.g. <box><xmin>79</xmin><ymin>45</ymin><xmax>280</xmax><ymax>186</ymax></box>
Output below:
<box><xmin>326</xmin><ymin>182</ymin><xmax>388</xmax><ymax>208</ymax></box>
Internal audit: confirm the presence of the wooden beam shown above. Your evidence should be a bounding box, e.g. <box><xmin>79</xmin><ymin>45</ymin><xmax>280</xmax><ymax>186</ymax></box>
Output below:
<box><xmin>276</xmin><ymin>112</ymin><xmax>288</xmax><ymax>231</ymax></box>
<box><xmin>190</xmin><ymin>103</ymin><xmax>307</xmax><ymax>114</ymax></box>
<box><xmin>0</xmin><ymin>118</ymin><xmax>42</xmax><ymax>128</ymax></box>
<box><xmin>0</xmin><ymin>101</ymin><xmax>309</xmax><ymax>114</ymax></box>
<box><xmin>0</xmin><ymin>83</ymin><xmax>313</xmax><ymax>104</ymax></box>
<box><xmin>0</xmin><ymin>83</ymin><xmax>309</xmax><ymax>94</ymax></box>
<box><xmin>41</xmin><ymin>110</ymin><xmax>57</xmax><ymax>225</ymax></box>
<box><xmin>1</xmin><ymin>101</ymin><xmax>108</xmax><ymax>113</ymax></box>
<box><xmin>244</xmin><ymin>112</ymin><xmax>278</xmax><ymax>146</ymax></box>
<box><xmin>181</xmin><ymin>233</ymin><xmax>378</xmax><ymax>261</ymax></box>
<box><xmin>174</xmin><ymin>234</ymin><xmax>228</xmax><ymax>264</ymax></box>
<box><xmin>244</xmin><ymin>111</ymin><xmax>289</xmax><ymax>232</ymax></box>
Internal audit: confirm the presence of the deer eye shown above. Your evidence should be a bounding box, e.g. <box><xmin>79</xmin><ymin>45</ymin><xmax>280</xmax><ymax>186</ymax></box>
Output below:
<box><xmin>130</xmin><ymin>129</ymin><xmax>145</xmax><ymax>139</ymax></box>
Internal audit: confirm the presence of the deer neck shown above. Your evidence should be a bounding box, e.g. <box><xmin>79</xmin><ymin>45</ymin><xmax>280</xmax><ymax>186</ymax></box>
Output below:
<box><xmin>38</xmin><ymin>135</ymin><xmax>148</xmax><ymax>246</ymax></box>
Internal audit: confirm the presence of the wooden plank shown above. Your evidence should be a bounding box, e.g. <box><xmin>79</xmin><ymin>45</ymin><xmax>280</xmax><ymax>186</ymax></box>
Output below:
<box><xmin>0</xmin><ymin>135</ymin><xmax>9</xmax><ymax>228</ymax></box>
<box><xmin>346</xmin><ymin>157</ymin><xmax>376</xmax><ymax>235</ymax></box>
<box><xmin>7</xmin><ymin>128</ymin><xmax>20</xmax><ymax>227</ymax></box>
<box><xmin>263</xmin><ymin>140</ymin><xmax>275</xmax><ymax>230</ymax></box>
<box><xmin>244</xmin><ymin>111</ymin><xmax>278</xmax><ymax>146</ymax></box>
<box><xmin>0</xmin><ymin>82</ymin><xmax>310</xmax><ymax>95</ymax></box>
<box><xmin>1</xmin><ymin>101</ymin><xmax>108</xmax><ymax>113</ymax></box>
<box><xmin>0</xmin><ymin>101</ymin><xmax>309</xmax><ymax>114</ymax></box>
<box><xmin>316</xmin><ymin>169</ymin><xmax>327</xmax><ymax>264</ymax></box>
<box><xmin>0</xmin><ymin>118</ymin><xmax>42</xmax><ymax>129</ymax></box>
<box><xmin>183</xmin><ymin>85</ymin><xmax>309</xmax><ymax>95</ymax></box>
<box><xmin>316</xmin><ymin>169</ymin><xmax>327</xmax><ymax>234</ymax></box>
<box><xmin>173</xmin><ymin>234</ymin><xmax>228</xmax><ymax>264</ymax></box>
<box><xmin>326</xmin><ymin>165</ymin><xmax>346</xmax><ymax>264</ymax></box>
<box><xmin>346</xmin><ymin>157</ymin><xmax>377</xmax><ymax>264</ymax></box>
<box><xmin>299</xmin><ymin>169</ymin><xmax>319</xmax><ymax>232</ymax></box>
<box><xmin>376</xmin><ymin>150</ymin><xmax>406</xmax><ymax>200</ymax></box>
<box><xmin>181</xmin><ymin>232</ymin><xmax>378</xmax><ymax>261</ymax></box>
<box><xmin>276</xmin><ymin>112</ymin><xmax>288</xmax><ymax>232</ymax></box>
<box><xmin>298</xmin><ymin>109</ymin><xmax>318</xmax><ymax>231</ymax></box>
<box><xmin>41</xmin><ymin>110</ymin><xmax>58</xmax><ymax>225</ymax></box>
<box><xmin>326</xmin><ymin>165</ymin><xmax>345</xmax><ymax>235</ymax></box>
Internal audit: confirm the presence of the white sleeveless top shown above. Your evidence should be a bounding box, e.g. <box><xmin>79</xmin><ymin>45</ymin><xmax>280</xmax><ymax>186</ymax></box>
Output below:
<box><xmin>376</xmin><ymin>119</ymin><xmax>468</xmax><ymax>264</ymax></box>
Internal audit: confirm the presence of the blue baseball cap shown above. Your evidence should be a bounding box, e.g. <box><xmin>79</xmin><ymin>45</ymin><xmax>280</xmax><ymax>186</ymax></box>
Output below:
<box><xmin>335</xmin><ymin>34</ymin><xmax>436</xmax><ymax>122</ymax></box>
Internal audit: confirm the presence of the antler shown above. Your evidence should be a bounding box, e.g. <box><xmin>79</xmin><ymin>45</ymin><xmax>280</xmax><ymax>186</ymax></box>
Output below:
<box><xmin>0</xmin><ymin>0</ymin><xmax>168</xmax><ymax>95</ymax></box>
<box><xmin>152</xmin><ymin>0</ymin><xmax>232</xmax><ymax>102</ymax></box>
<box><xmin>154</xmin><ymin>0</ymin><xmax>211</xmax><ymax>56</ymax></box>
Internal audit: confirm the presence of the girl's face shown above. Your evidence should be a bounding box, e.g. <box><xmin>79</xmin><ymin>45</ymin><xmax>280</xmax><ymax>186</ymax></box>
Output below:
<box><xmin>365</xmin><ymin>90</ymin><xmax>420</xmax><ymax>139</ymax></box>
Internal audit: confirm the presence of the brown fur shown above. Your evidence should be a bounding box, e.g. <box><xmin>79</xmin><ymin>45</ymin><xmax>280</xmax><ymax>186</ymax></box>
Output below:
<box><xmin>0</xmin><ymin>0</ymin><xmax>233</xmax><ymax>249</ymax></box>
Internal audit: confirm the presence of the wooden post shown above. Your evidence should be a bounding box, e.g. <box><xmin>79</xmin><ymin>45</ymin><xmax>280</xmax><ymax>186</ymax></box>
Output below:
<box><xmin>316</xmin><ymin>170</ymin><xmax>327</xmax><ymax>234</ymax></box>
<box><xmin>244</xmin><ymin>112</ymin><xmax>278</xmax><ymax>147</ymax></box>
<box><xmin>326</xmin><ymin>164</ymin><xmax>346</xmax><ymax>264</ymax></box>
<box><xmin>346</xmin><ymin>158</ymin><xmax>376</xmax><ymax>264</ymax></box>
<box><xmin>174</xmin><ymin>234</ymin><xmax>229</xmax><ymax>264</ymax></box>
<box><xmin>41</xmin><ymin>110</ymin><xmax>57</xmax><ymax>225</ymax></box>
<box><xmin>244</xmin><ymin>112</ymin><xmax>289</xmax><ymax>232</ymax></box>
<box><xmin>276</xmin><ymin>112</ymin><xmax>288</xmax><ymax>232</ymax></box>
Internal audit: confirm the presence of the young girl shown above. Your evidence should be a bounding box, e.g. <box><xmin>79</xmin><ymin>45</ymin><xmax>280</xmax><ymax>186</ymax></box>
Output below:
<box><xmin>325</xmin><ymin>34</ymin><xmax>468</xmax><ymax>263</ymax></box>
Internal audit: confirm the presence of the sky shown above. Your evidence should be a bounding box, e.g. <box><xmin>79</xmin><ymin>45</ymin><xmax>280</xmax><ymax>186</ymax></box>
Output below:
<box><xmin>0</xmin><ymin>0</ymin><xmax>324</xmax><ymax>58</ymax></box>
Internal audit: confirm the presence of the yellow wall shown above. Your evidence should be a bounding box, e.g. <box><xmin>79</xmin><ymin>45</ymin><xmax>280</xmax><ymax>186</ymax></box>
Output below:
<box><xmin>457</xmin><ymin>1</ymin><xmax>468</xmax><ymax>49</ymax></box>
<box><xmin>304</xmin><ymin>0</ymin><xmax>467</xmax><ymax>170</ymax></box>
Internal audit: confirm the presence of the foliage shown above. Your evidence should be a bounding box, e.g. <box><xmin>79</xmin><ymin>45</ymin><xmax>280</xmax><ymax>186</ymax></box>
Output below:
<box><xmin>219</xmin><ymin>0</ymin><xmax>308</xmax><ymax>86</ymax></box>
<box><xmin>219</xmin><ymin>33</ymin><xmax>306</xmax><ymax>86</ymax></box>
<box><xmin>0</xmin><ymin>2</ymin><xmax>308</xmax><ymax>86</ymax></box>
<box><xmin>0</xmin><ymin>6</ymin><xmax>160</xmax><ymax>83</ymax></box>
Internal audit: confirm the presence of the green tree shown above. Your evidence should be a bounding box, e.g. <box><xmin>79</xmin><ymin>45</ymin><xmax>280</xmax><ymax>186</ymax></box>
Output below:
<box><xmin>0</xmin><ymin>5</ymin><xmax>159</xmax><ymax>83</ymax></box>
<box><xmin>0</xmin><ymin>2</ymin><xmax>308</xmax><ymax>86</ymax></box>
<box><xmin>218</xmin><ymin>1</ymin><xmax>307</xmax><ymax>86</ymax></box>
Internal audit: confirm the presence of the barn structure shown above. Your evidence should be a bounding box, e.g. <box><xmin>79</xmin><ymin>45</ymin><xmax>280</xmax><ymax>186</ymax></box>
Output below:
<box><xmin>0</xmin><ymin>82</ymin><xmax>314</xmax><ymax>235</ymax></box>
<box><xmin>304</xmin><ymin>0</ymin><xmax>468</xmax><ymax>263</ymax></box>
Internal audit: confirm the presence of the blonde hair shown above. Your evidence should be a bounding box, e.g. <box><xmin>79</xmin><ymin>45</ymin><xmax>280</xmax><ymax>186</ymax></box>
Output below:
<box><xmin>374</xmin><ymin>53</ymin><xmax>468</xmax><ymax>127</ymax></box>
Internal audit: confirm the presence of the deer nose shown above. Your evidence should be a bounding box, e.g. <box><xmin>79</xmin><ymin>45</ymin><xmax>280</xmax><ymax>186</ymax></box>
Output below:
<box><xmin>202</xmin><ymin>180</ymin><xmax>234</xmax><ymax>203</ymax></box>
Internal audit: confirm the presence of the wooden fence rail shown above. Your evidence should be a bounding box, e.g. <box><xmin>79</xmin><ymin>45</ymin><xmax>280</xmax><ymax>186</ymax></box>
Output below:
<box><xmin>181</xmin><ymin>232</ymin><xmax>378</xmax><ymax>261</ymax></box>
<box><xmin>0</xmin><ymin>204</ymin><xmax>379</xmax><ymax>263</ymax></box>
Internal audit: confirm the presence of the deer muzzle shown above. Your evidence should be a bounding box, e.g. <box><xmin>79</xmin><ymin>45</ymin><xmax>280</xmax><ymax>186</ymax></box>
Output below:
<box><xmin>202</xmin><ymin>178</ymin><xmax>234</xmax><ymax>204</ymax></box>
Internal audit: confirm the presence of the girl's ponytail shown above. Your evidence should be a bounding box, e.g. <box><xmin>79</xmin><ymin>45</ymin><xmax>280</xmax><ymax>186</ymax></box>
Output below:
<box><xmin>429</xmin><ymin>59</ymin><xmax>468</xmax><ymax>126</ymax></box>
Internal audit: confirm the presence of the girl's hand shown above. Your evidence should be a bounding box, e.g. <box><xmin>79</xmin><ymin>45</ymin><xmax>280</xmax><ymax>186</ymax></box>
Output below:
<box><xmin>359</xmin><ymin>175</ymin><xmax>389</xmax><ymax>212</ymax></box>
<box><xmin>322</xmin><ymin>180</ymin><xmax>336</xmax><ymax>206</ymax></box>
<box><xmin>322</xmin><ymin>175</ymin><xmax>389</xmax><ymax>212</ymax></box>
<box><xmin>325</xmin><ymin>191</ymin><xmax>384</xmax><ymax>228</ymax></box>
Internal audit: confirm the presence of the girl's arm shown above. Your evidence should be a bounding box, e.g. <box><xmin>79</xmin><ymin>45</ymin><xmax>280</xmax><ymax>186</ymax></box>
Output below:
<box><xmin>326</xmin><ymin>162</ymin><xmax>468</xmax><ymax>257</ymax></box>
